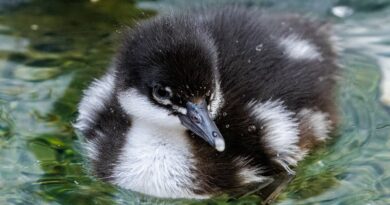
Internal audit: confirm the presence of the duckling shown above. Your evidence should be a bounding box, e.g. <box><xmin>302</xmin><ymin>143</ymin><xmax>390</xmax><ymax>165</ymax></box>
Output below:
<box><xmin>75</xmin><ymin>7</ymin><xmax>338</xmax><ymax>200</ymax></box>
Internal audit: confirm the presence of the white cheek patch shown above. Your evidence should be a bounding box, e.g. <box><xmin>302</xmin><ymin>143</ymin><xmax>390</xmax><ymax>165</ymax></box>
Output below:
<box><xmin>297</xmin><ymin>108</ymin><xmax>332</xmax><ymax>141</ymax></box>
<box><xmin>279</xmin><ymin>35</ymin><xmax>322</xmax><ymax>60</ymax></box>
<box><xmin>74</xmin><ymin>73</ymin><xmax>115</xmax><ymax>132</ymax></box>
<box><xmin>118</xmin><ymin>88</ymin><xmax>183</xmax><ymax>128</ymax></box>
<box><xmin>247</xmin><ymin>100</ymin><xmax>305</xmax><ymax>173</ymax></box>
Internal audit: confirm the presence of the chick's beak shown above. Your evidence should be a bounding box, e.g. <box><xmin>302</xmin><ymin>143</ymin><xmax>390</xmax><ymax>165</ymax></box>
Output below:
<box><xmin>178</xmin><ymin>99</ymin><xmax>225</xmax><ymax>152</ymax></box>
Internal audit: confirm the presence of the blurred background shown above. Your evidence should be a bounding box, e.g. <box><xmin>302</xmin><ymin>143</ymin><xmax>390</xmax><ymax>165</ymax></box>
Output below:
<box><xmin>0</xmin><ymin>0</ymin><xmax>389</xmax><ymax>204</ymax></box>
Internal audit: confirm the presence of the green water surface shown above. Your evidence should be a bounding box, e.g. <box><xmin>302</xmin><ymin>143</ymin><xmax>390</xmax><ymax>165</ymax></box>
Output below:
<box><xmin>1</xmin><ymin>0</ymin><xmax>390</xmax><ymax>204</ymax></box>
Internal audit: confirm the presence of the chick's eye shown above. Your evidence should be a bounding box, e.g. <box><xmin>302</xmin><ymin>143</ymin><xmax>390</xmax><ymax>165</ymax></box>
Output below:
<box><xmin>153</xmin><ymin>85</ymin><xmax>172</xmax><ymax>100</ymax></box>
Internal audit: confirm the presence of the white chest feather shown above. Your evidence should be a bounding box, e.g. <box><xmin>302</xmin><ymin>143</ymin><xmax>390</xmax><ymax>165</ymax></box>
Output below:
<box><xmin>111</xmin><ymin>120</ymin><xmax>206</xmax><ymax>199</ymax></box>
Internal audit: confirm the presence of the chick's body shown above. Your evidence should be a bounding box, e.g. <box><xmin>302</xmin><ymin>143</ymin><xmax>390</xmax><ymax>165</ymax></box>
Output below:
<box><xmin>75</xmin><ymin>7</ymin><xmax>339</xmax><ymax>200</ymax></box>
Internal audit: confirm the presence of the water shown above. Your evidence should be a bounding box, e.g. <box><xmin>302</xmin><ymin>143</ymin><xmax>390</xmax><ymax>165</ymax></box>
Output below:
<box><xmin>1</xmin><ymin>0</ymin><xmax>390</xmax><ymax>204</ymax></box>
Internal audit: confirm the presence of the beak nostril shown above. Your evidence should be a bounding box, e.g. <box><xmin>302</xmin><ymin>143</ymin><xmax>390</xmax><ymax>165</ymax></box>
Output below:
<box><xmin>190</xmin><ymin>113</ymin><xmax>202</xmax><ymax>124</ymax></box>
<box><xmin>212</xmin><ymin>131</ymin><xmax>218</xmax><ymax>137</ymax></box>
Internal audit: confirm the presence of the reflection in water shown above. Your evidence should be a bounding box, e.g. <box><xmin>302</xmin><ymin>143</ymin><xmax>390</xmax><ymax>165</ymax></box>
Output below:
<box><xmin>337</xmin><ymin>15</ymin><xmax>390</xmax><ymax>106</ymax></box>
<box><xmin>0</xmin><ymin>0</ymin><xmax>390</xmax><ymax>205</ymax></box>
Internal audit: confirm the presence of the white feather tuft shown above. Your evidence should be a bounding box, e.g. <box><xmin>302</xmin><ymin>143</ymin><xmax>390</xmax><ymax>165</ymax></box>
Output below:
<box><xmin>74</xmin><ymin>73</ymin><xmax>115</xmax><ymax>132</ymax></box>
<box><xmin>234</xmin><ymin>157</ymin><xmax>268</xmax><ymax>184</ymax></box>
<box><xmin>279</xmin><ymin>35</ymin><xmax>322</xmax><ymax>60</ymax></box>
<box><xmin>247</xmin><ymin>100</ymin><xmax>305</xmax><ymax>173</ymax></box>
<box><xmin>209</xmin><ymin>79</ymin><xmax>224</xmax><ymax>118</ymax></box>
<box><xmin>298</xmin><ymin>108</ymin><xmax>332</xmax><ymax>141</ymax></box>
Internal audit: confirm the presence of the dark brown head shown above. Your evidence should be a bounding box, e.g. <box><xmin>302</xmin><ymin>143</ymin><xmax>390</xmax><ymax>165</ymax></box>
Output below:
<box><xmin>114</xmin><ymin>15</ymin><xmax>225</xmax><ymax>151</ymax></box>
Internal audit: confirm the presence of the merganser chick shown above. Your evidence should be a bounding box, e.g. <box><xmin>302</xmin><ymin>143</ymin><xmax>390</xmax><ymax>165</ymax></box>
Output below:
<box><xmin>75</xmin><ymin>6</ymin><xmax>339</xmax><ymax>201</ymax></box>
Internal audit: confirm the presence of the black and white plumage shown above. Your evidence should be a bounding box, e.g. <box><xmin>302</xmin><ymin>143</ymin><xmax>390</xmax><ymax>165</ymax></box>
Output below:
<box><xmin>75</xmin><ymin>7</ymin><xmax>339</xmax><ymax>200</ymax></box>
